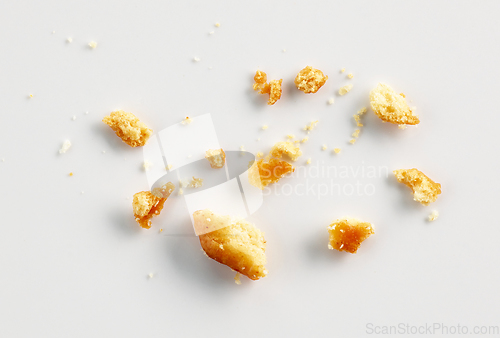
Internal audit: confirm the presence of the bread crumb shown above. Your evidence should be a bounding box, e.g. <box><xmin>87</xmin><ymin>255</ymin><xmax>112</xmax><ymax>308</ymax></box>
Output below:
<box><xmin>328</xmin><ymin>218</ymin><xmax>374</xmax><ymax>254</ymax></box>
<box><xmin>306</xmin><ymin>158</ymin><xmax>312</xmax><ymax>165</ymax></box>
<box><xmin>209</xmin><ymin>31</ymin><xmax>214</xmax><ymax>35</ymax></box>
<box><xmin>333</xmin><ymin>148</ymin><xmax>341</xmax><ymax>154</ymax></box>
<box><xmin>189</xmin><ymin>176</ymin><xmax>203</xmax><ymax>188</ymax></box>
<box><xmin>287</xmin><ymin>134</ymin><xmax>295</xmax><ymax>139</ymax></box>
<box><xmin>328</xmin><ymin>98</ymin><xmax>335</xmax><ymax>105</ymax></box>
<box><xmin>294</xmin><ymin>66</ymin><xmax>328</xmax><ymax>93</ymax></box>
<box><xmin>179</xmin><ymin>179</ymin><xmax>189</xmax><ymax>188</ymax></box>
<box><xmin>215</xmin><ymin>22</ymin><xmax>220</xmax><ymax>27</ymax></box>
<box><xmin>340</xmin><ymin>68</ymin><xmax>345</xmax><ymax>73</ymax></box>
<box><xmin>353</xmin><ymin>107</ymin><xmax>367</xmax><ymax>127</ymax></box>
<box><xmin>234</xmin><ymin>272</ymin><xmax>242</xmax><ymax>285</ymax></box>
<box><xmin>301</xmin><ymin>137</ymin><xmax>308</xmax><ymax>143</ymax></box>
<box><xmin>102</xmin><ymin>110</ymin><xmax>152</xmax><ymax>147</ymax></box>
<box><xmin>29</xmin><ymin>94</ymin><xmax>34</xmax><ymax>98</ymax></box>
<box><xmin>85</xmin><ymin>111</ymin><xmax>89</xmax><ymax>115</ymax></box>
<box><xmin>194</xmin><ymin>209</ymin><xmax>267</xmax><ymax>281</ymax></box>
<box><xmin>69</xmin><ymin>172</ymin><xmax>73</xmax><ymax>177</ymax></box>
<box><xmin>256</xmin><ymin>138</ymin><xmax>261</xmax><ymax>141</ymax></box>
<box><xmin>248</xmin><ymin>158</ymin><xmax>294</xmax><ymax>189</ymax></box>
<box><xmin>102</xmin><ymin>150</ymin><xmax>106</xmax><ymax>154</ymax></box>
<box><xmin>262</xmin><ymin>125</ymin><xmax>268</xmax><ymax>130</ymax></box>
<box><xmin>240</xmin><ymin>145</ymin><xmax>245</xmax><ymax>152</ymax></box>
<box><xmin>72</xmin><ymin>115</ymin><xmax>77</xmax><ymax>121</ymax></box>
<box><xmin>256</xmin><ymin>152</ymin><xmax>263</xmax><ymax>158</ymax></box>
<box><xmin>88</xmin><ymin>41</ymin><xmax>97</xmax><ymax>49</ymax></box>
<box><xmin>270</xmin><ymin>141</ymin><xmax>302</xmax><ymax>161</ymax></box>
<box><xmin>178</xmin><ymin>188</ymin><xmax>184</xmax><ymax>195</ymax></box>
<box><xmin>59</xmin><ymin>140</ymin><xmax>72</xmax><ymax>154</ymax></box>
<box><xmin>81</xmin><ymin>191</ymin><xmax>84</xmax><ymax>194</ymax></box>
<box><xmin>143</xmin><ymin>161</ymin><xmax>152</xmax><ymax>171</ymax></box>
<box><xmin>304</xmin><ymin>120</ymin><xmax>319</xmax><ymax>133</ymax></box>
<box><xmin>252</xmin><ymin>70</ymin><xmax>282</xmax><ymax>105</ymax></box>
<box><xmin>347</xmin><ymin>73</ymin><xmax>354</xmax><ymax>79</ymax></box>
<box><xmin>428</xmin><ymin>210</ymin><xmax>439</xmax><ymax>222</ymax></box>
<box><xmin>159</xmin><ymin>228</ymin><xmax>163</xmax><ymax>232</ymax></box>
<box><xmin>205</xmin><ymin>148</ymin><xmax>226</xmax><ymax>169</ymax></box>
<box><xmin>181</xmin><ymin>116</ymin><xmax>193</xmax><ymax>125</ymax></box>
<box><xmin>193</xmin><ymin>57</ymin><xmax>200</xmax><ymax>62</ymax></box>
<box><xmin>133</xmin><ymin>182</ymin><xmax>175</xmax><ymax>229</ymax></box>
<box><xmin>393</xmin><ymin>168</ymin><xmax>441</xmax><ymax>205</ymax></box>
<box><xmin>339</xmin><ymin>84</ymin><xmax>353</xmax><ymax>95</ymax></box>
<box><xmin>370</xmin><ymin>83</ymin><xmax>420</xmax><ymax>125</ymax></box>
<box><xmin>321</xmin><ymin>144</ymin><xmax>327</xmax><ymax>151</ymax></box>
<box><xmin>166</xmin><ymin>164</ymin><xmax>173</xmax><ymax>171</ymax></box>
<box><xmin>148</xmin><ymin>273</ymin><xmax>154</xmax><ymax>279</ymax></box>
<box><xmin>52</xmin><ymin>30</ymin><xmax>55</xmax><ymax>34</ymax></box>
<box><xmin>398</xmin><ymin>124</ymin><xmax>407</xmax><ymax>130</ymax></box>
<box><xmin>349</xmin><ymin>139</ymin><xmax>356</xmax><ymax>144</ymax></box>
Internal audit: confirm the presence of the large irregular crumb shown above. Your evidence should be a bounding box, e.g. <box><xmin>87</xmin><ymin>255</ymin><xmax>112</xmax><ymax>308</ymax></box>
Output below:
<box><xmin>194</xmin><ymin>209</ymin><xmax>267</xmax><ymax>281</ymax></box>
<box><xmin>133</xmin><ymin>182</ymin><xmax>175</xmax><ymax>229</ymax></box>
<box><xmin>102</xmin><ymin>110</ymin><xmax>152</xmax><ymax>147</ymax></box>
<box><xmin>189</xmin><ymin>176</ymin><xmax>203</xmax><ymax>188</ymax></box>
<box><xmin>294</xmin><ymin>66</ymin><xmax>328</xmax><ymax>93</ymax></box>
<box><xmin>252</xmin><ymin>70</ymin><xmax>282</xmax><ymax>105</ymax></box>
<box><xmin>328</xmin><ymin>218</ymin><xmax>374</xmax><ymax>254</ymax></box>
<box><xmin>59</xmin><ymin>140</ymin><xmax>72</xmax><ymax>154</ymax></box>
<box><xmin>270</xmin><ymin>141</ymin><xmax>302</xmax><ymax>161</ymax></box>
<box><xmin>306</xmin><ymin>158</ymin><xmax>312</xmax><ymax>165</ymax></box>
<box><xmin>338</xmin><ymin>84</ymin><xmax>353</xmax><ymax>95</ymax></box>
<box><xmin>370</xmin><ymin>83</ymin><xmax>420</xmax><ymax>125</ymax></box>
<box><xmin>428</xmin><ymin>210</ymin><xmax>439</xmax><ymax>222</ymax></box>
<box><xmin>205</xmin><ymin>148</ymin><xmax>226</xmax><ymax>169</ymax></box>
<box><xmin>393</xmin><ymin>168</ymin><xmax>441</xmax><ymax>205</ymax></box>
<box><xmin>248</xmin><ymin>158</ymin><xmax>294</xmax><ymax>189</ymax></box>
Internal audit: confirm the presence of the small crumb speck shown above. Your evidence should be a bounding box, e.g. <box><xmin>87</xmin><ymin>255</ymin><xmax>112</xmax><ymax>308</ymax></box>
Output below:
<box><xmin>143</xmin><ymin>161</ymin><xmax>152</xmax><ymax>171</ymax></box>
<box><xmin>85</xmin><ymin>111</ymin><xmax>89</xmax><ymax>115</ymax></box>
<box><xmin>209</xmin><ymin>31</ymin><xmax>214</xmax><ymax>35</ymax></box>
<box><xmin>333</xmin><ymin>148</ymin><xmax>341</xmax><ymax>154</ymax></box>
<box><xmin>347</xmin><ymin>73</ymin><xmax>354</xmax><ymax>79</ymax></box>
<box><xmin>282</xmin><ymin>49</ymin><xmax>286</xmax><ymax>52</ymax></box>
<box><xmin>340</xmin><ymin>68</ymin><xmax>345</xmax><ymax>73</ymax></box>
<box><xmin>262</xmin><ymin>125</ymin><xmax>268</xmax><ymax>130</ymax></box>
<box><xmin>81</xmin><ymin>191</ymin><xmax>84</xmax><ymax>194</ymax></box>
<box><xmin>328</xmin><ymin>98</ymin><xmax>335</xmax><ymax>105</ymax></box>
<box><xmin>29</xmin><ymin>94</ymin><xmax>34</xmax><ymax>99</ymax></box>
<box><xmin>428</xmin><ymin>210</ymin><xmax>439</xmax><ymax>222</ymax></box>
<box><xmin>102</xmin><ymin>150</ymin><xmax>106</xmax><ymax>154</ymax></box>
<box><xmin>322</xmin><ymin>144</ymin><xmax>327</xmax><ymax>151</ymax></box>
<box><xmin>215</xmin><ymin>22</ymin><xmax>220</xmax><ymax>27</ymax></box>
<box><xmin>67</xmin><ymin>37</ymin><xmax>73</xmax><ymax>43</ymax></box>
<box><xmin>193</xmin><ymin>56</ymin><xmax>200</xmax><ymax>62</ymax></box>
<box><xmin>148</xmin><ymin>273</ymin><xmax>154</xmax><ymax>279</ymax></box>
<box><xmin>72</xmin><ymin>115</ymin><xmax>77</xmax><ymax>121</ymax></box>
<box><xmin>88</xmin><ymin>41</ymin><xmax>97</xmax><ymax>49</ymax></box>
<box><xmin>52</xmin><ymin>30</ymin><xmax>56</xmax><ymax>34</ymax></box>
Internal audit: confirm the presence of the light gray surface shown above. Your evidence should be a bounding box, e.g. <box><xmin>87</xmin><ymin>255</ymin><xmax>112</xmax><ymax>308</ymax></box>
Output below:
<box><xmin>1</xmin><ymin>1</ymin><xmax>499</xmax><ymax>337</ymax></box>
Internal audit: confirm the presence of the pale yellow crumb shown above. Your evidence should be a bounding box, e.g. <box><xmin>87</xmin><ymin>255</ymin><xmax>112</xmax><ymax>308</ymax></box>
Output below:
<box><xmin>340</xmin><ymin>68</ymin><xmax>345</xmax><ymax>73</ymax></box>
<box><xmin>306</xmin><ymin>158</ymin><xmax>312</xmax><ymax>165</ymax></box>
<box><xmin>159</xmin><ymin>228</ymin><xmax>163</xmax><ymax>233</ymax></box>
<box><xmin>59</xmin><ymin>140</ymin><xmax>72</xmax><ymax>154</ymax></box>
<box><xmin>352</xmin><ymin>129</ymin><xmax>360</xmax><ymax>138</ymax></box>
<box><xmin>72</xmin><ymin>115</ymin><xmax>77</xmax><ymax>121</ymax></box>
<box><xmin>166</xmin><ymin>164</ymin><xmax>173</xmax><ymax>170</ymax></box>
<box><xmin>209</xmin><ymin>31</ymin><xmax>214</xmax><ymax>35</ymax></box>
<box><xmin>347</xmin><ymin>73</ymin><xmax>354</xmax><ymax>79</ymax></box>
<box><xmin>370</xmin><ymin>83</ymin><xmax>420</xmax><ymax>125</ymax></box>
<box><xmin>181</xmin><ymin>116</ymin><xmax>193</xmax><ymax>125</ymax></box>
<box><xmin>398</xmin><ymin>124</ymin><xmax>407</xmax><ymax>130</ymax></box>
<box><xmin>353</xmin><ymin>107</ymin><xmax>367</xmax><ymax>127</ymax></box>
<box><xmin>178</xmin><ymin>188</ymin><xmax>184</xmax><ymax>195</ymax></box>
<box><xmin>189</xmin><ymin>176</ymin><xmax>203</xmax><ymax>188</ymax></box>
<box><xmin>262</xmin><ymin>125</ymin><xmax>268</xmax><ymax>130</ymax></box>
<box><xmin>349</xmin><ymin>139</ymin><xmax>356</xmax><ymax>144</ymax></box>
<box><xmin>205</xmin><ymin>148</ymin><xmax>226</xmax><ymax>169</ymax></box>
<box><xmin>67</xmin><ymin>37</ymin><xmax>72</xmax><ymax>43</ymax></box>
<box><xmin>301</xmin><ymin>137</ymin><xmax>309</xmax><ymax>143</ymax></box>
<box><xmin>193</xmin><ymin>57</ymin><xmax>200</xmax><ymax>62</ymax></box>
<box><xmin>88</xmin><ymin>41</ymin><xmax>97</xmax><ymax>49</ymax></box>
<box><xmin>322</xmin><ymin>144</ymin><xmax>327</xmax><ymax>151</ymax></box>
<box><xmin>333</xmin><ymin>148</ymin><xmax>341</xmax><ymax>154</ymax></box>
<box><xmin>179</xmin><ymin>179</ymin><xmax>189</xmax><ymax>188</ymax></box>
<box><xmin>287</xmin><ymin>134</ymin><xmax>295</xmax><ymax>139</ymax></box>
<box><xmin>69</xmin><ymin>172</ymin><xmax>73</xmax><ymax>177</ymax></box>
<box><xmin>428</xmin><ymin>210</ymin><xmax>439</xmax><ymax>222</ymax></box>
<box><xmin>234</xmin><ymin>272</ymin><xmax>242</xmax><ymax>285</ymax></box>
<box><xmin>29</xmin><ymin>94</ymin><xmax>33</xmax><ymax>98</ymax></box>
<box><xmin>328</xmin><ymin>98</ymin><xmax>335</xmax><ymax>105</ymax></box>
<box><xmin>304</xmin><ymin>120</ymin><xmax>319</xmax><ymax>132</ymax></box>
<box><xmin>215</xmin><ymin>22</ymin><xmax>220</xmax><ymax>27</ymax></box>
<box><xmin>256</xmin><ymin>138</ymin><xmax>261</xmax><ymax>141</ymax></box>
<box><xmin>339</xmin><ymin>84</ymin><xmax>353</xmax><ymax>95</ymax></box>
<box><xmin>294</xmin><ymin>66</ymin><xmax>328</xmax><ymax>93</ymax></box>
<box><xmin>256</xmin><ymin>152</ymin><xmax>264</xmax><ymax>158</ymax></box>
<box><xmin>148</xmin><ymin>273</ymin><xmax>154</xmax><ymax>279</ymax></box>
<box><xmin>143</xmin><ymin>161</ymin><xmax>152</xmax><ymax>171</ymax></box>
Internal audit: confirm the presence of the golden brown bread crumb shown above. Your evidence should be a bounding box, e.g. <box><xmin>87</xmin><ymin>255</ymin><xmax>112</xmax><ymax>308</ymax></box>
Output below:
<box><xmin>370</xmin><ymin>83</ymin><xmax>420</xmax><ymax>125</ymax></box>
<box><xmin>252</xmin><ymin>70</ymin><xmax>283</xmax><ymax>105</ymax></box>
<box><xmin>194</xmin><ymin>209</ymin><xmax>267</xmax><ymax>281</ymax></box>
<box><xmin>205</xmin><ymin>148</ymin><xmax>226</xmax><ymax>169</ymax></box>
<box><xmin>270</xmin><ymin>141</ymin><xmax>302</xmax><ymax>161</ymax></box>
<box><xmin>328</xmin><ymin>218</ymin><xmax>374</xmax><ymax>254</ymax></box>
<box><xmin>133</xmin><ymin>182</ymin><xmax>175</xmax><ymax>229</ymax></box>
<box><xmin>102</xmin><ymin>110</ymin><xmax>152</xmax><ymax>147</ymax></box>
<box><xmin>393</xmin><ymin>168</ymin><xmax>441</xmax><ymax>205</ymax></box>
<box><xmin>428</xmin><ymin>210</ymin><xmax>439</xmax><ymax>222</ymax></box>
<box><xmin>294</xmin><ymin>66</ymin><xmax>328</xmax><ymax>93</ymax></box>
<box><xmin>248</xmin><ymin>158</ymin><xmax>294</xmax><ymax>189</ymax></box>
<box><xmin>352</xmin><ymin>129</ymin><xmax>360</xmax><ymax>138</ymax></box>
<box><xmin>338</xmin><ymin>84</ymin><xmax>353</xmax><ymax>95</ymax></box>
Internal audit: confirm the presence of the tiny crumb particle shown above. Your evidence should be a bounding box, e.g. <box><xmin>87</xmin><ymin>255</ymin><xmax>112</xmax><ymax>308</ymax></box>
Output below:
<box><xmin>282</xmin><ymin>49</ymin><xmax>286</xmax><ymax>52</ymax></box>
<box><xmin>102</xmin><ymin>150</ymin><xmax>106</xmax><ymax>154</ymax></box>
<box><xmin>347</xmin><ymin>73</ymin><xmax>354</xmax><ymax>79</ymax></box>
<box><xmin>85</xmin><ymin>111</ymin><xmax>89</xmax><ymax>115</ymax></box>
<box><xmin>189</xmin><ymin>176</ymin><xmax>203</xmax><ymax>188</ymax></box>
<box><xmin>352</xmin><ymin>129</ymin><xmax>360</xmax><ymax>138</ymax></box>
<box><xmin>287</xmin><ymin>134</ymin><xmax>295</xmax><ymax>139</ymax></box>
<box><xmin>148</xmin><ymin>273</ymin><xmax>154</xmax><ymax>279</ymax></box>
<box><xmin>304</xmin><ymin>120</ymin><xmax>319</xmax><ymax>132</ymax></box>
<box><xmin>234</xmin><ymin>272</ymin><xmax>241</xmax><ymax>285</ymax></box>
<box><xmin>209</xmin><ymin>31</ymin><xmax>214</xmax><ymax>35</ymax></box>
<box><xmin>398</xmin><ymin>124</ymin><xmax>407</xmax><ymax>130</ymax></box>
<box><xmin>339</xmin><ymin>84</ymin><xmax>353</xmax><ymax>95</ymax></box>
<box><xmin>328</xmin><ymin>98</ymin><xmax>335</xmax><ymax>105</ymax></box>
<box><xmin>215</xmin><ymin>22</ymin><xmax>220</xmax><ymax>27</ymax></box>
<box><xmin>428</xmin><ymin>210</ymin><xmax>439</xmax><ymax>222</ymax></box>
<box><xmin>72</xmin><ymin>115</ymin><xmax>77</xmax><ymax>121</ymax></box>
<box><xmin>52</xmin><ymin>30</ymin><xmax>55</xmax><ymax>34</ymax></box>
<box><xmin>1</xmin><ymin>158</ymin><xmax>4</xmax><ymax>162</ymax></box>
<box><xmin>59</xmin><ymin>140</ymin><xmax>72</xmax><ymax>154</ymax></box>
<box><xmin>349</xmin><ymin>139</ymin><xmax>356</xmax><ymax>144</ymax></box>
<box><xmin>67</xmin><ymin>37</ymin><xmax>72</xmax><ymax>43</ymax></box>
<box><xmin>178</xmin><ymin>188</ymin><xmax>184</xmax><ymax>195</ymax></box>
<box><xmin>256</xmin><ymin>138</ymin><xmax>261</xmax><ymax>141</ymax></box>
<box><xmin>69</xmin><ymin>172</ymin><xmax>73</xmax><ymax>177</ymax></box>
<box><xmin>193</xmin><ymin>56</ymin><xmax>200</xmax><ymax>62</ymax></box>
<box><xmin>81</xmin><ymin>191</ymin><xmax>84</xmax><ymax>194</ymax></box>
<box><xmin>181</xmin><ymin>116</ymin><xmax>193</xmax><ymax>125</ymax></box>
<box><xmin>256</xmin><ymin>152</ymin><xmax>263</xmax><ymax>158</ymax></box>
<box><xmin>159</xmin><ymin>228</ymin><xmax>163</xmax><ymax>233</ymax></box>
<box><xmin>340</xmin><ymin>68</ymin><xmax>345</xmax><ymax>73</ymax></box>
<box><xmin>328</xmin><ymin>244</ymin><xmax>333</xmax><ymax>250</ymax></box>
<box><xmin>333</xmin><ymin>148</ymin><xmax>341</xmax><ymax>154</ymax></box>
<box><xmin>301</xmin><ymin>137</ymin><xmax>308</xmax><ymax>143</ymax></box>
<box><xmin>262</xmin><ymin>125</ymin><xmax>268</xmax><ymax>130</ymax></box>
<box><xmin>143</xmin><ymin>161</ymin><xmax>152</xmax><ymax>171</ymax></box>
<box><xmin>322</xmin><ymin>144</ymin><xmax>327</xmax><ymax>151</ymax></box>
<box><xmin>88</xmin><ymin>41</ymin><xmax>97</xmax><ymax>49</ymax></box>
<box><xmin>29</xmin><ymin>94</ymin><xmax>34</xmax><ymax>98</ymax></box>
<box><xmin>166</xmin><ymin>164</ymin><xmax>173</xmax><ymax>170</ymax></box>
<box><xmin>306</xmin><ymin>158</ymin><xmax>312</xmax><ymax>165</ymax></box>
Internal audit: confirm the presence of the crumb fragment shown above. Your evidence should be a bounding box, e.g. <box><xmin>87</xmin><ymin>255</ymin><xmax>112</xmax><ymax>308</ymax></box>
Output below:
<box><xmin>143</xmin><ymin>161</ymin><xmax>152</xmax><ymax>171</ymax></box>
<box><xmin>340</xmin><ymin>68</ymin><xmax>345</xmax><ymax>73</ymax></box>
<box><xmin>333</xmin><ymin>148</ymin><xmax>341</xmax><ymax>154</ymax></box>
<box><xmin>370</xmin><ymin>83</ymin><xmax>420</xmax><ymax>125</ymax></box>
<box><xmin>240</xmin><ymin>145</ymin><xmax>245</xmax><ymax>152</ymax></box>
<box><xmin>256</xmin><ymin>152</ymin><xmax>264</xmax><ymax>158</ymax></box>
<box><xmin>287</xmin><ymin>134</ymin><xmax>295</xmax><ymax>139</ymax></box>
<box><xmin>327</xmin><ymin>218</ymin><xmax>374</xmax><ymax>254</ymax></box>
<box><xmin>304</xmin><ymin>120</ymin><xmax>319</xmax><ymax>133</ymax></box>
<box><xmin>102</xmin><ymin>110</ymin><xmax>152</xmax><ymax>147</ymax></box>
<box><xmin>270</xmin><ymin>141</ymin><xmax>302</xmax><ymax>161</ymax></box>
<box><xmin>393</xmin><ymin>168</ymin><xmax>441</xmax><ymax>205</ymax></box>
<box><xmin>166</xmin><ymin>164</ymin><xmax>173</xmax><ymax>170</ymax></box>
<box><xmin>347</xmin><ymin>73</ymin><xmax>354</xmax><ymax>79</ymax></box>
<box><xmin>306</xmin><ymin>158</ymin><xmax>311</xmax><ymax>165</ymax></box>
<box><xmin>178</xmin><ymin>188</ymin><xmax>184</xmax><ymax>195</ymax></box>
<box><xmin>88</xmin><ymin>41</ymin><xmax>97</xmax><ymax>49</ymax></box>
<box><xmin>301</xmin><ymin>137</ymin><xmax>308</xmax><ymax>143</ymax></box>
<box><xmin>349</xmin><ymin>139</ymin><xmax>356</xmax><ymax>144</ymax></box>
<box><xmin>322</xmin><ymin>144</ymin><xmax>327</xmax><ymax>151</ymax></box>
<box><xmin>193</xmin><ymin>57</ymin><xmax>200</xmax><ymax>62</ymax></box>
<box><xmin>189</xmin><ymin>176</ymin><xmax>203</xmax><ymax>188</ymax></box>
<box><xmin>294</xmin><ymin>66</ymin><xmax>328</xmax><ymax>93</ymax></box>
<box><xmin>69</xmin><ymin>172</ymin><xmax>73</xmax><ymax>177</ymax></box>
<box><xmin>234</xmin><ymin>272</ymin><xmax>242</xmax><ymax>285</ymax></box>
<box><xmin>194</xmin><ymin>209</ymin><xmax>267</xmax><ymax>281</ymax></box>
<box><xmin>398</xmin><ymin>124</ymin><xmax>407</xmax><ymax>130</ymax></box>
<box><xmin>252</xmin><ymin>70</ymin><xmax>282</xmax><ymax>105</ymax></box>
<box><xmin>248</xmin><ymin>158</ymin><xmax>294</xmax><ymax>189</ymax></box>
<box><xmin>339</xmin><ymin>84</ymin><xmax>353</xmax><ymax>95</ymax></box>
<box><xmin>59</xmin><ymin>140</ymin><xmax>72</xmax><ymax>154</ymax></box>
<box><xmin>352</xmin><ymin>129</ymin><xmax>360</xmax><ymax>138</ymax></box>
<box><xmin>29</xmin><ymin>94</ymin><xmax>34</xmax><ymax>98</ymax></box>
<box><xmin>181</xmin><ymin>116</ymin><xmax>193</xmax><ymax>125</ymax></box>
<box><xmin>428</xmin><ymin>210</ymin><xmax>439</xmax><ymax>222</ymax></box>
<box><xmin>215</xmin><ymin>22</ymin><xmax>220</xmax><ymax>27</ymax></box>
<box><xmin>205</xmin><ymin>148</ymin><xmax>226</xmax><ymax>169</ymax></box>
<box><xmin>133</xmin><ymin>182</ymin><xmax>175</xmax><ymax>229</ymax></box>
<box><xmin>72</xmin><ymin>115</ymin><xmax>77</xmax><ymax>121</ymax></box>
<box><xmin>262</xmin><ymin>125</ymin><xmax>268</xmax><ymax>130</ymax></box>
<box><xmin>328</xmin><ymin>98</ymin><xmax>335</xmax><ymax>105</ymax></box>
<box><xmin>67</xmin><ymin>37</ymin><xmax>72</xmax><ymax>43</ymax></box>
<box><xmin>148</xmin><ymin>273</ymin><xmax>154</xmax><ymax>279</ymax></box>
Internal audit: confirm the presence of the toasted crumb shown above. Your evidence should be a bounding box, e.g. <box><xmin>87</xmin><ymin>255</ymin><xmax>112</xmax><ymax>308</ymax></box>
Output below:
<box><xmin>262</xmin><ymin>125</ymin><xmax>269</xmax><ymax>130</ymax></box>
<box><xmin>349</xmin><ymin>139</ymin><xmax>356</xmax><ymax>144</ymax></box>
<box><xmin>253</xmin><ymin>71</ymin><xmax>282</xmax><ymax>105</ymax></box>
<box><xmin>178</xmin><ymin>188</ymin><xmax>184</xmax><ymax>195</ymax></box>
<box><xmin>59</xmin><ymin>140</ymin><xmax>72</xmax><ymax>154</ymax></box>
<box><xmin>249</xmin><ymin>158</ymin><xmax>294</xmax><ymax>189</ymax></box>
<box><xmin>102</xmin><ymin>150</ymin><xmax>106</xmax><ymax>154</ymax></box>
<box><xmin>328</xmin><ymin>218</ymin><xmax>374</xmax><ymax>254</ymax></box>
<box><xmin>340</xmin><ymin>68</ymin><xmax>345</xmax><ymax>73</ymax></box>
<box><xmin>215</xmin><ymin>22</ymin><xmax>220</xmax><ymax>27</ymax></box>
<box><xmin>85</xmin><ymin>111</ymin><xmax>89</xmax><ymax>115</ymax></box>
<box><xmin>159</xmin><ymin>228</ymin><xmax>163</xmax><ymax>232</ymax></box>
<box><xmin>306</xmin><ymin>158</ymin><xmax>312</xmax><ymax>165</ymax></box>
<box><xmin>69</xmin><ymin>172</ymin><xmax>73</xmax><ymax>177</ymax></box>
<box><xmin>267</xmin><ymin>79</ymin><xmax>282</xmax><ymax>105</ymax></box>
<box><xmin>347</xmin><ymin>73</ymin><xmax>354</xmax><ymax>79</ymax></box>
<box><xmin>270</xmin><ymin>141</ymin><xmax>302</xmax><ymax>161</ymax></box>
<box><xmin>234</xmin><ymin>272</ymin><xmax>242</xmax><ymax>285</ymax></box>
<box><xmin>328</xmin><ymin>98</ymin><xmax>335</xmax><ymax>105</ymax></box>
<box><xmin>393</xmin><ymin>168</ymin><xmax>441</xmax><ymax>205</ymax></box>
<box><xmin>133</xmin><ymin>182</ymin><xmax>175</xmax><ymax>229</ymax></box>
<box><xmin>194</xmin><ymin>209</ymin><xmax>267</xmax><ymax>281</ymax></box>
<box><xmin>189</xmin><ymin>176</ymin><xmax>203</xmax><ymax>188</ymax></box>
<box><xmin>370</xmin><ymin>83</ymin><xmax>420</xmax><ymax>125</ymax></box>
<box><xmin>339</xmin><ymin>84</ymin><xmax>353</xmax><ymax>95</ymax></box>
<box><xmin>428</xmin><ymin>210</ymin><xmax>439</xmax><ymax>222</ymax></box>
<box><xmin>294</xmin><ymin>66</ymin><xmax>328</xmax><ymax>93</ymax></box>
<box><xmin>181</xmin><ymin>116</ymin><xmax>193</xmax><ymax>125</ymax></box>
<box><xmin>333</xmin><ymin>148</ymin><xmax>341</xmax><ymax>154</ymax></box>
<box><xmin>256</xmin><ymin>138</ymin><xmax>261</xmax><ymax>141</ymax></box>
<box><xmin>88</xmin><ymin>41</ymin><xmax>97</xmax><ymax>49</ymax></box>
<box><xmin>205</xmin><ymin>148</ymin><xmax>226</xmax><ymax>169</ymax></box>
<box><xmin>102</xmin><ymin>110</ymin><xmax>152</xmax><ymax>147</ymax></box>
<box><xmin>143</xmin><ymin>161</ymin><xmax>152</xmax><ymax>171</ymax></box>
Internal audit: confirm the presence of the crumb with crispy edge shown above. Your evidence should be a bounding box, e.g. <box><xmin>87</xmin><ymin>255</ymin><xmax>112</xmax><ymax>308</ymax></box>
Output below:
<box><xmin>328</xmin><ymin>217</ymin><xmax>374</xmax><ymax>254</ymax></box>
<box><xmin>393</xmin><ymin>168</ymin><xmax>441</xmax><ymax>205</ymax></box>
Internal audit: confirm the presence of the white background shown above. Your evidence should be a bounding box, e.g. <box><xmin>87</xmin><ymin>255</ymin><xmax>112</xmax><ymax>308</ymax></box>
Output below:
<box><xmin>1</xmin><ymin>1</ymin><xmax>499</xmax><ymax>337</ymax></box>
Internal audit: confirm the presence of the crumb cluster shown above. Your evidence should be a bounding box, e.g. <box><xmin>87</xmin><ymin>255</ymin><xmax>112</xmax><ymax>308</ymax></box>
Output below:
<box><xmin>253</xmin><ymin>70</ymin><xmax>283</xmax><ymax>105</ymax></box>
<box><xmin>370</xmin><ymin>83</ymin><xmax>420</xmax><ymax>125</ymax></box>
<box><xmin>393</xmin><ymin>168</ymin><xmax>441</xmax><ymax>205</ymax></box>
<box><xmin>103</xmin><ymin>110</ymin><xmax>152</xmax><ymax>147</ymax></box>
<box><xmin>294</xmin><ymin>66</ymin><xmax>328</xmax><ymax>93</ymax></box>
<box><xmin>328</xmin><ymin>218</ymin><xmax>374</xmax><ymax>254</ymax></box>
<box><xmin>205</xmin><ymin>148</ymin><xmax>226</xmax><ymax>169</ymax></box>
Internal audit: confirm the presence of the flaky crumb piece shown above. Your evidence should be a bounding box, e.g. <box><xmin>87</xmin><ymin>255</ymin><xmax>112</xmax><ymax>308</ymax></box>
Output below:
<box><xmin>301</xmin><ymin>137</ymin><xmax>309</xmax><ymax>143</ymax></box>
<box><xmin>428</xmin><ymin>210</ymin><xmax>439</xmax><ymax>222</ymax></box>
<box><xmin>328</xmin><ymin>218</ymin><xmax>374</xmax><ymax>254</ymax></box>
<box><xmin>398</xmin><ymin>124</ymin><xmax>407</xmax><ymax>130</ymax></box>
<box><xmin>133</xmin><ymin>182</ymin><xmax>175</xmax><ymax>229</ymax></box>
<box><xmin>352</xmin><ymin>129</ymin><xmax>360</xmax><ymax>138</ymax></box>
<box><xmin>189</xmin><ymin>176</ymin><xmax>203</xmax><ymax>188</ymax></box>
<box><xmin>248</xmin><ymin>158</ymin><xmax>294</xmax><ymax>189</ymax></box>
<box><xmin>143</xmin><ymin>161</ymin><xmax>152</xmax><ymax>171</ymax></box>
<box><xmin>194</xmin><ymin>209</ymin><xmax>267</xmax><ymax>281</ymax></box>
<box><xmin>294</xmin><ymin>66</ymin><xmax>328</xmax><ymax>93</ymax></box>
<box><xmin>340</xmin><ymin>68</ymin><xmax>345</xmax><ymax>73</ymax></box>
<box><xmin>59</xmin><ymin>140</ymin><xmax>72</xmax><ymax>154</ymax></box>
<box><xmin>322</xmin><ymin>144</ymin><xmax>327</xmax><ymax>151</ymax></box>
<box><xmin>339</xmin><ymin>84</ymin><xmax>353</xmax><ymax>95</ymax></box>
<box><xmin>393</xmin><ymin>168</ymin><xmax>441</xmax><ymax>205</ymax></box>
<box><xmin>262</xmin><ymin>125</ymin><xmax>269</xmax><ymax>130</ymax></box>
<box><xmin>333</xmin><ymin>148</ymin><xmax>341</xmax><ymax>154</ymax></box>
<box><xmin>270</xmin><ymin>141</ymin><xmax>302</xmax><ymax>161</ymax></box>
<box><xmin>287</xmin><ymin>134</ymin><xmax>295</xmax><ymax>139</ymax></box>
<box><xmin>166</xmin><ymin>164</ymin><xmax>173</xmax><ymax>171</ymax></box>
<box><xmin>370</xmin><ymin>83</ymin><xmax>420</xmax><ymax>125</ymax></box>
<box><xmin>102</xmin><ymin>110</ymin><xmax>152</xmax><ymax>147</ymax></box>
<box><xmin>234</xmin><ymin>272</ymin><xmax>242</xmax><ymax>285</ymax></box>
<box><xmin>256</xmin><ymin>152</ymin><xmax>263</xmax><ymax>158</ymax></box>
<box><xmin>205</xmin><ymin>148</ymin><xmax>226</xmax><ymax>169</ymax></box>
